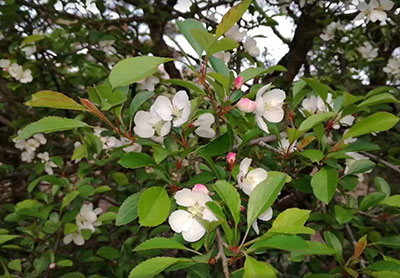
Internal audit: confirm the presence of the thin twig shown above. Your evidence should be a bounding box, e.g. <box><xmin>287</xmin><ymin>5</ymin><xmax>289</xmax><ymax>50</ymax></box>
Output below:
<box><xmin>216</xmin><ymin>229</ymin><xmax>230</xmax><ymax>278</ymax></box>
<box><xmin>361</xmin><ymin>151</ymin><xmax>400</xmax><ymax>174</ymax></box>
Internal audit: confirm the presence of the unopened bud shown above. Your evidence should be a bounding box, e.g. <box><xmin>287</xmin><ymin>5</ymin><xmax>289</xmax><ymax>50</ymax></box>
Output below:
<box><xmin>237</xmin><ymin>98</ymin><xmax>256</xmax><ymax>113</ymax></box>
<box><xmin>226</xmin><ymin>152</ymin><xmax>236</xmax><ymax>165</ymax></box>
<box><xmin>192</xmin><ymin>184</ymin><xmax>209</xmax><ymax>194</ymax></box>
<box><xmin>233</xmin><ymin>76</ymin><xmax>243</xmax><ymax>90</ymax></box>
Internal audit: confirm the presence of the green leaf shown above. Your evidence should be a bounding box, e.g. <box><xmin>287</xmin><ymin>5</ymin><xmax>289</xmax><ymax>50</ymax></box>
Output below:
<box><xmin>374</xmin><ymin>177</ymin><xmax>391</xmax><ymax>197</ymax></box>
<box><xmin>302</xmin><ymin>78</ymin><xmax>332</xmax><ymax>100</ymax></box>
<box><xmin>197</xmin><ymin>129</ymin><xmax>233</xmax><ymax>157</ymax></box>
<box><xmin>247</xmin><ymin>172</ymin><xmax>287</xmax><ymax>229</ymax></box>
<box><xmin>16</xmin><ymin>116</ymin><xmax>89</xmax><ymax>140</ymax></box>
<box><xmin>334</xmin><ymin>205</ymin><xmax>355</xmax><ymax>224</ymax></box>
<box><xmin>297</xmin><ymin>241</ymin><xmax>337</xmax><ymax>255</ymax></box>
<box><xmin>184</xmin><ymin>172</ymin><xmax>216</xmax><ymax>186</ymax></box>
<box><xmin>152</xmin><ymin>145</ymin><xmax>170</xmax><ymax>164</ymax></box>
<box><xmin>22</xmin><ymin>34</ymin><xmax>45</xmax><ymax>44</ymax></box>
<box><xmin>343</xmin><ymin>112</ymin><xmax>399</xmax><ymax>139</ymax></box>
<box><xmin>176</xmin><ymin>19</ymin><xmax>207</xmax><ymax>57</ymax></box>
<box><xmin>59</xmin><ymin>272</ymin><xmax>84</xmax><ymax>278</ymax></box>
<box><xmin>345</xmin><ymin>159</ymin><xmax>375</xmax><ymax>175</ymax></box>
<box><xmin>115</xmin><ymin>192</ymin><xmax>141</xmax><ymax>226</ymax></box>
<box><xmin>128</xmin><ymin>91</ymin><xmax>154</xmax><ymax>119</ymax></box>
<box><xmin>268</xmin><ymin>208</ymin><xmax>314</xmax><ymax>235</ymax></box>
<box><xmin>190</xmin><ymin>29</ymin><xmax>217</xmax><ymax>55</ymax></box>
<box><xmin>8</xmin><ymin>259</ymin><xmax>21</xmax><ymax>271</ymax></box>
<box><xmin>129</xmin><ymin>257</ymin><xmax>185</xmax><ymax>278</ymax></box>
<box><xmin>162</xmin><ymin>79</ymin><xmax>205</xmax><ymax>95</ymax></box>
<box><xmin>300</xmin><ymin>149</ymin><xmax>323</xmax><ymax>163</ymax></box>
<box><xmin>243</xmin><ymin>256</ymin><xmax>277</xmax><ymax>278</ymax></box>
<box><xmin>299</xmin><ymin>112</ymin><xmax>335</xmax><ymax>132</ymax></box>
<box><xmin>359</xmin><ymin>192</ymin><xmax>386</xmax><ymax>211</ymax></box>
<box><xmin>111</xmin><ymin>172</ymin><xmax>129</xmax><ymax>186</ymax></box>
<box><xmin>94</xmin><ymin>82</ymin><xmax>128</xmax><ymax>110</ymax></box>
<box><xmin>209</xmin><ymin>38</ymin><xmax>239</xmax><ymax>56</ymax></box>
<box><xmin>209</xmin><ymin>56</ymin><xmax>230</xmax><ymax>80</ymax></box>
<box><xmin>311</xmin><ymin>166</ymin><xmax>338</xmax><ymax>204</ymax></box>
<box><xmin>109</xmin><ymin>56</ymin><xmax>173</xmax><ymax>88</ymax></box>
<box><xmin>249</xmin><ymin>235</ymin><xmax>308</xmax><ymax>253</ymax></box>
<box><xmin>239</xmin><ymin>65</ymin><xmax>287</xmax><ymax>83</ymax></box>
<box><xmin>377</xmin><ymin>236</ymin><xmax>400</xmax><ymax>249</ymax></box>
<box><xmin>380</xmin><ymin>195</ymin><xmax>400</xmax><ymax>208</ymax></box>
<box><xmin>366</xmin><ymin>261</ymin><xmax>400</xmax><ymax>272</ymax></box>
<box><xmin>63</xmin><ymin>223</ymin><xmax>77</xmax><ymax>235</ymax></box>
<box><xmin>25</xmin><ymin>91</ymin><xmax>86</xmax><ymax>111</ymax></box>
<box><xmin>138</xmin><ymin>187</ymin><xmax>170</xmax><ymax>227</ymax></box>
<box><xmin>118</xmin><ymin>152</ymin><xmax>155</xmax><ymax>169</ymax></box>
<box><xmin>134</xmin><ymin>237</ymin><xmax>191</xmax><ymax>252</ymax></box>
<box><xmin>358</xmin><ymin>93</ymin><xmax>399</xmax><ymax>108</ymax></box>
<box><xmin>214</xmin><ymin>180</ymin><xmax>241</xmax><ymax>226</ymax></box>
<box><xmin>215</xmin><ymin>0</ymin><xmax>253</xmax><ymax>38</ymax></box>
<box><xmin>96</xmin><ymin>246</ymin><xmax>121</xmax><ymax>260</ymax></box>
<box><xmin>61</xmin><ymin>191</ymin><xmax>79</xmax><ymax>210</ymax></box>
<box><xmin>324</xmin><ymin>231</ymin><xmax>343</xmax><ymax>256</ymax></box>
<box><xmin>56</xmin><ymin>260</ymin><xmax>73</xmax><ymax>267</ymax></box>
<box><xmin>0</xmin><ymin>235</ymin><xmax>19</xmax><ymax>245</ymax></box>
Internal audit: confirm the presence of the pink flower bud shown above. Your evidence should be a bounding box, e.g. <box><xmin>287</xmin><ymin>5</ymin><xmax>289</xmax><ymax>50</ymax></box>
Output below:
<box><xmin>49</xmin><ymin>263</ymin><xmax>56</xmax><ymax>269</ymax></box>
<box><xmin>237</xmin><ymin>98</ymin><xmax>256</xmax><ymax>113</ymax></box>
<box><xmin>233</xmin><ymin>76</ymin><xmax>243</xmax><ymax>90</ymax></box>
<box><xmin>226</xmin><ymin>152</ymin><xmax>236</xmax><ymax>164</ymax></box>
<box><xmin>192</xmin><ymin>184</ymin><xmax>209</xmax><ymax>194</ymax></box>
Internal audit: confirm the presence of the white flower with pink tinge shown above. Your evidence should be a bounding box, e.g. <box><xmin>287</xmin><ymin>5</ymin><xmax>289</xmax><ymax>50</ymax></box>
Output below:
<box><xmin>255</xmin><ymin>84</ymin><xmax>286</xmax><ymax>133</ymax></box>
<box><xmin>192</xmin><ymin>113</ymin><xmax>215</xmax><ymax>138</ymax></box>
<box><xmin>168</xmin><ymin>184</ymin><xmax>217</xmax><ymax>242</ymax></box>
<box><xmin>237</xmin><ymin>157</ymin><xmax>273</xmax><ymax>234</ymax></box>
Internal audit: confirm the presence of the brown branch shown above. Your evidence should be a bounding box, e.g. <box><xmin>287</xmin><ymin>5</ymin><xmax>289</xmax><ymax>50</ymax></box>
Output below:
<box><xmin>215</xmin><ymin>229</ymin><xmax>230</xmax><ymax>278</ymax></box>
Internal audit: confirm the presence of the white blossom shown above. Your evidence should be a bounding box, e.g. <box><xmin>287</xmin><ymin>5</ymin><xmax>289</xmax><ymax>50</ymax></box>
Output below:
<box><xmin>63</xmin><ymin>231</ymin><xmax>85</xmax><ymax>246</ymax></box>
<box><xmin>168</xmin><ymin>186</ymin><xmax>217</xmax><ymax>242</ymax></box>
<box><xmin>244</xmin><ymin>37</ymin><xmax>260</xmax><ymax>57</ymax></box>
<box><xmin>21</xmin><ymin>44</ymin><xmax>37</xmax><ymax>57</ymax></box>
<box><xmin>37</xmin><ymin>152</ymin><xmax>57</xmax><ymax>175</ymax></box>
<box><xmin>192</xmin><ymin>113</ymin><xmax>215</xmax><ymax>138</ymax></box>
<box><xmin>236</xmin><ymin>157</ymin><xmax>272</xmax><ymax>234</ymax></box>
<box><xmin>137</xmin><ymin>75</ymin><xmax>159</xmax><ymax>91</ymax></box>
<box><xmin>383</xmin><ymin>58</ymin><xmax>400</xmax><ymax>77</ymax></box>
<box><xmin>333</xmin><ymin>114</ymin><xmax>355</xmax><ymax>129</ymax></box>
<box><xmin>21</xmin><ymin>151</ymin><xmax>35</xmax><ymax>163</ymax></box>
<box><xmin>355</xmin><ymin>0</ymin><xmax>394</xmax><ymax>22</ymax></box>
<box><xmin>0</xmin><ymin>59</ymin><xmax>10</xmax><ymax>70</ymax></box>
<box><xmin>301</xmin><ymin>96</ymin><xmax>319</xmax><ymax>114</ymax></box>
<box><xmin>76</xmin><ymin>203</ymin><xmax>102</xmax><ymax>232</ymax></box>
<box><xmin>213</xmin><ymin>51</ymin><xmax>231</xmax><ymax>63</ymax></box>
<box><xmin>320</xmin><ymin>21</ymin><xmax>344</xmax><ymax>41</ymax></box>
<box><xmin>279</xmin><ymin>137</ymin><xmax>296</xmax><ymax>155</ymax></box>
<box><xmin>225</xmin><ymin>25</ymin><xmax>246</xmax><ymax>42</ymax></box>
<box><xmin>151</xmin><ymin>91</ymin><xmax>191</xmax><ymax>127</ymax></box>
<box><xmin>358</xmin><ymin>42</ymin><xmax>378</xmax><ymax>60</ymax></box>
<box><xmin>255</xmin><ymin>84</ymin><xmax>286</xmax><ymax>133</ymax></box>
<box><xmin>134</xmin><ymin>109</ymin><xmax>171</xmax><ymax>138</ymax></box>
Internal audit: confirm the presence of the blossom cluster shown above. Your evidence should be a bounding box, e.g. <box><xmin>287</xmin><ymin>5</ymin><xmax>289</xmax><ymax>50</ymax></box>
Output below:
<box><xmin>13</xmin><ymin>133</ymin><xmax>47</xmax><ymax>163</ymax></box>
<box><xmin>93</xmin><ymin>127</ymin><xmax>142</xmax><ymax>153</ymax></box>
<box><xmin>63</xmin><ymin>203</ymin><xmax>102</xmax><ymax>246</ymax></box>
<box><xmin>355</xmin><ymin>0</ymin><xmax>394</xmax><ymax>23</ymax></box>
<box><xmin>133</xmin><ymin>90</ymin><xmax>216</xmax><ymax>139</ymax></box>
<box><xmin>0</xmin><ymin>59</ymin><xmax>33</xmax><ymax>83</ymax></box>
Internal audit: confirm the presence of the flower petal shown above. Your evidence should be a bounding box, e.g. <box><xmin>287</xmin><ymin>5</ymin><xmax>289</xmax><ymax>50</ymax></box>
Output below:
<box><xmin>258</xmin><ymin>207</ymin><xmax>273</xmax><ymax>221</ymax></box>
<box><xmin>263</xmin><ymin>107</ymin><xmax>284</xmax><ymax>123</ymax></box>
<box><xmin>168</xmin><ymin>210</ymin><xmax>192</xmax><ymax>233</ymax></box>
<box><xmin>174</xmin><ymin>188</ymin><xmax>197</xmax><ymax>207</ymax></box>
<box><xmin>152</xmin><ymin>96</ymin><xmax>173</xmax><ymax>121</ymax></box>
<box><xmin>182</xmin><ymin>219</ymin><xmax>206</xmax><ymax>242</ymax></box>
<box><xmin>239</xmin><ymin>157</ymin><xmax>252</xmax><ymax>175</ymax></box>
<box><xmin>255</xmin><ymin>114</ymin><xmax>269</xmax><ymax>133</ymax></box>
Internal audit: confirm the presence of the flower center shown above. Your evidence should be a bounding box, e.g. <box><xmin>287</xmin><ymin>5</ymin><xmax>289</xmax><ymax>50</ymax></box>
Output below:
<box><xmin>153</xmin><ymin>120</ymin><xmax>166</xmax><ymax>135</ymax></box>
<box><xmin>244</xmin><ymin>175</ymin><xmax>254</xmax><ymax>184</ymax></box>
<box><xmin>172</xmin><ymin>106</ymin><xmax>183</xmax><ymax>120</ymax></box>
<box><xmin>188</xmin><ymin>202</ymin><xmax>204</xmax><ymax>218</ymax></box>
